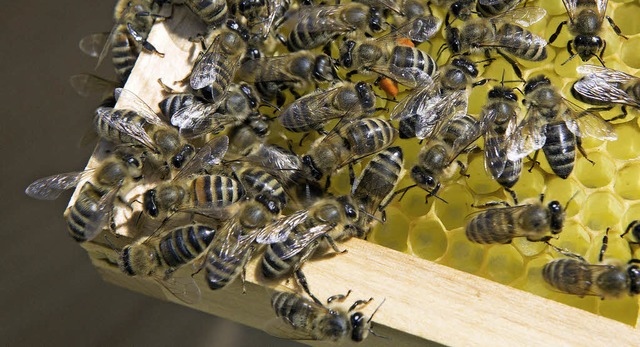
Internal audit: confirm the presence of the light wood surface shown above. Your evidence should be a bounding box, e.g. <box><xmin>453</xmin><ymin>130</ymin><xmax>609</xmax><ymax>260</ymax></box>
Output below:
<box><xmin>74</xmin><ymin>7</ymin><xmax>640</xmax><ymax>347</ymax></box>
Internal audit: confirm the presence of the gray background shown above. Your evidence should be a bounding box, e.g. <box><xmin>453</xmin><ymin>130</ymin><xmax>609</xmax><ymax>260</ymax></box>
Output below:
<box><xmin>1</xmin><ymin>1</ymin><xmax>300</xmax><ymax>345</ymax></box>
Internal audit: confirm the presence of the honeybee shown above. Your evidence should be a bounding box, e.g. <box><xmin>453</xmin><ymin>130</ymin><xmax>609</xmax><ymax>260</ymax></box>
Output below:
<box><xmin>201</xmin><ymin>194</ymin><xmax>312</xmax><ymax>290</ymax></box>
<box><xmin>338</xmin><ymin>19</ymin><xmax>438</xmax><ymax>88</ymax></box>
<box><xmin>228</xmin><ymin>0</ymin><xmax>290</xmax><ymax>38</ymax></box>
<box><xmin>475</xmin><ymin>0</ymin><xmax>524</xmax><ymax>18</ymax></box>
<box><xmin>279</xmin><ymin>3</ymin><xmax>385</xmax><ymax>52</ymax></box>
<box><xmin>269</xmin><ymin>290</ymin><xmax>382</xmax><ymax>342</ymax></box>
<box><xmin>444</xmin><ymin>7</ymin><xmax>548</xmax><ymax>79</ymax></box>
<box><xmin>188</xmin><ymin>20</ymin><xmax>248</xmax><ymax>105</ymax></box>
<box><xmin>408</xmin><ymin>112</ymin><xmax>483</xmax><ymax>198</ymax></box>
<box><xmin>572</xmin><ymin>65</ymin><xmax>640</xmax><ymax>121</ymax></box>
<box><xmin>26</xmin><ymin>151</ymin><xmax>143</xmax><ymax>242</ymax></box>
<box><xmin>79</xmin><ymin>0</ymin><xmax>166</xmax><ymax>82</ymax></box>
<box><xmin>302</xmin><ymin>118</ymin><xmax>398</xmax><ymax>188</ymax></box>
<box><xmin>391</xmin><ymin>57</ymin><xmax>484</xmax><ymax>139</ymax></box>
<box><xmin>543</xmin><ymin>228</ymin><xmax>640</xmax><ymax>299</ymax></box>
<box><xmin>184</xmin><ymin>0</ymin><xmax>229</xmax><ymax>28</ymax></box>
<box><xmin>351</xmin><ymin>146</ymin><xmax>404</xmax><ymax>229</ymax></box>
<box><xmin>118</xmin><ymin>223</ymin><xmax>217</xmax><ymax>303</ymax></box>
<box><xmin>548</xmin><ymin>0</ymin><xmax>626</xmax><ymax>65</ymax></box>
<box><xmin>480</xmin><ymin>85</ymin><xmax>522</xmax><ymax>196</ymax></box>
<box><xmin>465</xmin><ymin>194</ymin><xmax>567</xmax><ymax>244</ymax></box>
<box><xmin>277</xmin><ymin>82</ymin><xmax>377</xmax><ymax>133</ymax></box>
<box><xmin>237</xmin><ymin>51</ymin><xmax>338</xmax><ymax>105</ymax></box>
<box><xmin>507</xmin><ymin>75</ymin><xmax>617</xmax><ymax>179</ymax></box>
<box><xmin>234</xmin><ymin>165</ymin><xmax>288</xmax><ymax>209</ymax></box>
<box><xmin>261</xmin><ymin>195</ymin><xmax>363</xmax><ymax>281</ymax></box>
<box><xmin>431</xmin><ymin>0</ymin><xmax>475</xmax><ymax>22</ymax></box>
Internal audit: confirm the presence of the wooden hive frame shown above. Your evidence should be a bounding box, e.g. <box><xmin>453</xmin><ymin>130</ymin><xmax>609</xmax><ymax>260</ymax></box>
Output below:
<box><xmin>73</xmin><ymin>8</ymin><xmax>640</xmax><ymax>346</ymax></box>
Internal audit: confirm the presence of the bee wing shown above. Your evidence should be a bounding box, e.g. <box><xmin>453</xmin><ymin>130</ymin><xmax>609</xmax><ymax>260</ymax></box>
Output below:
<box><xmin>260</xmin><ymin>0</ymin><xmax>286</xmax><ymax>37</ymax></box>
<box><xmin>573</xmin><ymin>76</ymin><xmax>639</xmax><ymax>108</ymax></box>
<box><xmin>478</xmin><ymin>0</ymin><xmax>523</xmax><ymax>11</ymax></box>
<box><xmin>279</xmin><ymin>86</ymin><xmax>347</xmax><ymax>125</ymax></box>
<box><xmin>377</xmin><ymin>65</ymin><xmax>436</xmax><ymax>89</ymax></box>
<box><xmin>483</xmin><ymin>126</ymin><xmax>508</xmax><ymax>178</ymax></box>
<box><xmin>240</xmin><ymin>56</ymin><xmax>302</xmax><ymax>84</ymax></box>
<box><xmin>78</xmin><ymin>32</ymin><xmax>109</xmax><ymax>58</ymax></box>
<box><xmin>25</xmin><ymin>170</ymin><xmax>93</xmax><ymax>200</ymax></box>
<box><xmin>379</xmin><ymin>17</ymin><xmax>441</xmax><ymax>43</ymax></box>
<box><xmin>507</xmin><ymin>109</ymin><xmax>547</xmax><ymax>161</ymax></box>
<box><xmin>576</xmin><ymin>64</ymin><xmax>637</xmax><ymax>84</ymax></box>
<box><xmin>157</xmin><ymin>275</ymin><xmax>201</xmax><ymax>305</ymax></box>
<box><xmin>493</xmin><ymin>7</ymin><xmax>546</xmax><ymax>27</ymax></box>
<box><xmin>422</xmin><ymin>90</ymin><xmax>470</xmax><ymax>141</ymax></box>
<box><xmin>115</xmin><ymin>88</ymin><xmax>166</xmax><ymax>126</ymax></box>
<box><xmin>69</xmin><ymin>74</ymin><xmax>118</xmax><ymax>98</ymax></box>
<box><xmin>286</xmin><ymin>6</ymin><xmax>356</xmax><ymax>33</ymax></box>
<box><xmin>170</xmin><ymin>103</ymin><xmax>230</xmax><ymax>139</ymax></box>
<box><xmin>82</xmin><ymin>188</ymin><xmax>119</xmax><ymax>242</ymax></box>
<box><xmin>95</xmin><ymin>106</ymin><xmax>157</xmax><ymax>151</ymax></box>
<box><xmin>389</xmin><ymin>74</ymin><xmax>437</xmax><ymax>119</ymax></box>
<box><xmin>190</xmin><ymin>37</ymin><xmax>242</xmax><ymax>90</ymax></box>
<box><xmin>561</xmin><ymin>101</ymin><xmax>617</xmax><ymax>141</ymax></box>
<box><xmin>464</xmin><ymin>203</ymin><xmax>530</xmax><ymax>225</ymax></box>
<box><xmin>596</xmin><ymin>0</ymin><xmax>609</xmax><ymax>21</ymax></box>
<box><xmin>561</xmin><ymin>0</ymin><xmax>579</xmax><ymax>21</ymax></box>
<box><xmin>173</xmin><ymin>136</ymin><xmax>229</xmax><ymax>181</ymax></box>
<box><xmin>279</xmin><ymin>224</ymin><xmax>334</xmax><ymax>260</ymax></box>
<box><xmin>254</xmin><ymin>210</ymin><xmax>309</xmax><ymax>244</ymax></box>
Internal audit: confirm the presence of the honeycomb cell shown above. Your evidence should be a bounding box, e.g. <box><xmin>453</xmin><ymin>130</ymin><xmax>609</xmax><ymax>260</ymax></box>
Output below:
<box><xmin>484</xmin><ymin>245</ymin><xmax>524</xmax><ymax>285</ymax></box>
<box><xmin>574</xmin><ymin>152</ymin><xmax>616</xmax><ymax>188</ymax></box>
<box><xmin>621</xmin><ymin>36</ymin><xmax>640</xmax><ymax>69</ymax></box>
<box><xmin>582</xmin><ymin>192</ymin><xmax>625</xmax><ymax>231</ymax></box>
<box><xmin>464</xmin><ymin>155</ymin><xmax>501</xmax><ymax>195</ymax></box>
<box><xmin>599</xmin><ymin>298</ymin><xmax>639</xmax><ymax>327</ymax></box>
<box><xmin>542</xmin><ymin>176</ymin><xmax>584</xmax><ymax>218</ymax></box>
<box><xmin>614</xmin><ymin>163</ymin><xmax>640</xmax><ymax>200</ymax></box>
<box><xmin>409</xmin><ymin>217</ymin><xmax>448</xmax><ymax>261</ymax></box>
<box><xmin>397</xmin><ymin>184</ymin><xmax>433</xmax><ymax>219</ymax></box>
<box><xmin>512</xmin><ymin>237</ymin><xmax>546</xmax><ymax>258</ymax></box>
<box><xmin>516</xmin><ymin>255</ymin><xmax>555</xmax><ymax>298</ymax></box>
<box><xmin>368</xmin><ymin>206</ymin><xmax>409</xmax><ymax>253</ymax></box>
<box><xmin>444</xmin><ymin>229</ymin><xmax>486</xmax><ymax>274</ymax></box>
<box><xmin>433</xmin><ymin>184</ymin><xmax>474</xmax><ymax>230</ymax></box>
<box><xmin>509</xmin><ymin>166</ymin><xmax>545</xmax><ymax>202</ymax></box>
<box><xmin>607</xmin><ymin>122</ymin><xmax>640</xmax><ymax>160</ymax></box>
<box><xmin>553</xmin><ymin>49</ymin><xmax>583</xmax><ymax>78</ymax></box>
<box><xmin>552</xmin><ymin>220</ymin><xmax>591</xmax><ymax>258</ymax></box>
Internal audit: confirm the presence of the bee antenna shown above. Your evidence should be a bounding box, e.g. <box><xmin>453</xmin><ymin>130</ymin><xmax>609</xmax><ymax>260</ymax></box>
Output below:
<box><xmin>104</xmin><ymin>235</ymin><xmax>119</xmax><ymax>254</ymax></box>
<box><xmin>436</xmin><ymin>44</ymin><xmax>448</xmax><ymax>64</ymax></box>
<box><xmin>359</xmin><ymin>208</ymin><xmax>382</xmax><ymax>224</ymax></box>
<box><xmin>374</xmin><ymin>93</ymin><xmax>398</xmax><ymax>103</ymax></box>
<box><xmin>259</xmin><ymin>100</ymin><xmax>280</xmax><ymax>112</ymax></box>
<box><xmin>594</xmin><ymin>54</ymin><xmax>606</xmax><ymax>67</ymax></box>
<box><xmin>500</xmin><ymin>70</ymin><xmax>506</xmax><ymax>87</ymax></box>
<box><xmin>367</xmin><ymin>298</ymin><xmax>385</xmax><ymax>323</ymax></box>
<box><xmin>564</xmin><ymin>191</ymin><xmax>580</xmax><ymax>210</ymax></box>
<box><xmin>429</xmin><ymin>192</ymin><xmax>448</xmax><ymax>204</ymax></box>
<box><xmin>560</xmin><ymin>52</ymin><xmax>579</xmax><ymax>66</ymax></box>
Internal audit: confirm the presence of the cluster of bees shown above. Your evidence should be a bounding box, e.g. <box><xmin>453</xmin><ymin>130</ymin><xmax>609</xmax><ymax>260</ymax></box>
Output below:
<box><xmin>25</xmin><ymin>0</ymin><xmax>640</xmax><ymax>341</ymax></box>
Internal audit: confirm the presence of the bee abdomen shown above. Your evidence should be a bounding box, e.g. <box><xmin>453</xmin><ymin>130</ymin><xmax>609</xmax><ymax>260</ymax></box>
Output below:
<box><xmin>272</xmin><ymin>291</ymin><xmax>314</xmax><ymax>325</ymax></box>
<box><xmin>543</xmin><ymin>122</ymin><xmax>575</xmax><ymax>179</ymax></box>
<box><xmin>187</xmin><ymin>0</ymin><xmax>228</xmax><ymax>27</ymax></box>
<box><xmin>496</xmin><ymin>158</ymin><xmax>522</xmax><ymax>188</ymax></box>
<box><xmin>65</xmin><ymin>182</ymin><xmax>104</xmax><ymax>242</ymax></box>
<box><xmin>345</xmin><ymin>118</ymin><xmax>398</xmax><ymax>156</ymax></box>
<box><xmin>497</xmin><ymin>23</ymin><xmax>547</xmax><ymax>61</ymax></box>
<box><xmin>239</xmin><ymin>168</ymin><xmax>287</xmax><ymax>207</ymax></box>
<box><xmin>390</xmin><ymin>46</ymin><xmax>437</xmax><ymax>78</ymax></box>
<box><xmin>111</xmin><ymin>29</ymin><xmax>139</xmax><ymax>82</ymax></box>
<box><xmin>465</xmin><ymin>209</ymin><xmax>516</xmax><ymax>244</ymax></box>
<box><xmin>542</xmin><ymin>259</ymin><xmax>592</xmax><ymax>296</ymax></box>
<box><xmin>261</xmin><ymin>240</ymin><xmax>298</xmax><ymax>279</ymax></box>
<box><xmin>159</xmin><ymin>94</ymin><xmax>198</xmax><ymax>119</ymax></box>
<box><xmin>191</xmin><ymin>175</ymin><xmax>246</xmax><ymax>208</ymax></box>
<box><xmin>205</xmin><ymin>251</ymin><xmax>244</xmax><ymax>290</ymax></box>
<box><xmin>159</xmin><ymin>225</ymin><xmax>216</xmax><ymax>268</ymax></box>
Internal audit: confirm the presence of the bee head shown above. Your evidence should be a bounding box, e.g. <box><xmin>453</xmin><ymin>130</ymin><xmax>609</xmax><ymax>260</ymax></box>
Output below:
<box><xmin>628</xmin><ymin>264</ymin><xmax>640</xmax><ymax>295</ymax></box>
<box><xmin>445</xmin><ymin>27</ymin><xmax>461</xmax><ymax>54</ymax></box>
<box><xmin>302</xmin><ymin>155</ymin><xmax>323</xmax><ymax>180</ymax></box>
<box><xmin>239</xmin><ymin>83</ymin><xmax>259</xmax><ymax>109</ymax></box>
<box><xmin>246</xmin><ymin>113</ymin><xmax>270</xmax><ymax>137</ymax></box>
<box><xmin>451</xmin><ymin>57</ymin><xmax>478</xmax><ymax>78</ymax></box>
<box><xmin>411</xmin><ymin>166</ymin><xmax>439</xmax><ymax>193</ymax></box>
<box><xmin>355</xmin><ymin>82</ymin><xmax>376</xmax><ymax>110</ymax></box>
<box><xmin>488</xmin><ymin>86</ymin><xmax>518</xmax><ymax>102</ymax></box>
<box><xmin>523</xmin><ymin>75</ymin><xmax>550</xmax><ymax>95</ymax></box>
<box><xmin>449</xmin><ymin>0</ymin><xmax>473</xmax><ymax>21</ymax></box>
<box><xmin>350</xmin><ymin>311</ymin><xmax>369</xmax><ymax>342</ymax></box>
<box><xmin>573</xmin><ymin>35</ymin><xmax>603</xmax><ymax>62</ymax></box>
<box><xmin>226</xmin><ymin>19</ymin><xmax>250</xmax><ymax>42</ymax></box>
<box><xmin>171</xmin><ymin>144</ymin><xmax>195</xmax><ymax>170</ymax></box>
<box><xmin>547</xmin><ymin>200</ymin><xmax>564</xmax><ymax>234</ymax></box>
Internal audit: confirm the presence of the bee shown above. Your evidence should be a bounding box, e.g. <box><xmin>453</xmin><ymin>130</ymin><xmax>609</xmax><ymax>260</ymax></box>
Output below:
<box><xmin>480</xmin><ymin>85</ymin><xmax>522</xmax><ymax>197</ymax></box>
<box><xmin>237</xmin><ymin>51</ymin><xmax>338</xmax><ymax>105</ymax></box>
<box><xmin>202</xmin><ymin>194</ymin><xmax>311</xmax><ymax>290</ymax></box>
<box><xmin>431</xmin><ymin>0</ymin><xmax>475</xmax><ymax>22</ymax></box>
<box><xmin>261</xmin><ymin>195</ymin><xmax>363</xmax><ymax>281</ymax></box>
<box><xmin>465</xmin><ymin>194</ymin><xmax>567</xmax><ymax>244</ymax></box>
<box><xmin>79</xmin><ymin>0</ymin><xmax>166</xmax><ymax>82</ymax></box>
<box><xmin>118</xmin><ymin>223</ymin><xmax>217</xmax><ymax>303</ymax></box>
<box><xmin>338</xmin><ymin>19</ymin><xmax>439</xmax><ymax>89</ymax></box>
<box><xmin>184</xmin><ymin>0</ymin><xmax>229</xmax><ymax>29</ymax></box>
<box><xmin>269</xmin><ymin>290</ymin><xmax>382</xmax><ymax>342</ymax></box>
<box><xmin>302</xmin><ymin>118</ymin><xmax>398</xmax><ymax>188</ymax></box>
<box><xmin>507</xmin><ymin>75</ymin><xmax>617</xmax><ymax>179</ymax></box>
<box><xmin>408</xmin><ymin>112</ymin><xmax>483</xmax><ymax>198</ymax></box>
<box><xmin>444</xmin><ymin>7</ymin><xmax>548</xmax><ymax>79</ymax></box>
<box><xmin>548</xmin><ymin>0</ymin><xmax>626</xmax><ymax>65</ymax></box>
<box><xmin>228</xmin><ymin>0</ymin><xmax>290</xmax><ymax>38</ymax></box>
<box><xmin>391</xmin><ymin>57</ymin><xmax>485</xmax><ymax>139</ymax></box>
<box><xmin>543</xmin><ymin>228</ymin><xmax>640</xmax><ymax>299</ymax></box>
<box><xmin>26</xmin><ymin>151</ymin><xmax>143</xmax><ymax>242</ymax></box>
<box><xmin>475</xmin><ymin>0</ymin><xmax>524</xmax><ymax>18</ymax></box>
<box><xmin>278</xmin><ymin>82</ymin><xmax>377</xmax><ymax>133</ymax></box>
<box><xmin>572</xmin><ymin>64</ymin><xmax>640</xmax><ymax>121</ymax></box>
<box><xmin>234</xmin><ymin>165</ymin><xmax>288</xmax><ymax>209</ymax></box>
<box><xmin>188</xmin><ymin>20</ymin><xmax>248</xmax><ymax>105</ymax></box>
<box><xmin>279</xmin><ymin>3</ymin><xmax>385</xmax><ymax>52</ymax></box>
<box><xmin>351</xmin><ymin>146</ymin><xmax>404</xmax><ymax>229</ymax></box>
<box><xmin>391</xmin><ymin>2</ymin><xmax>441</xmax><ymax>44</ymax></box>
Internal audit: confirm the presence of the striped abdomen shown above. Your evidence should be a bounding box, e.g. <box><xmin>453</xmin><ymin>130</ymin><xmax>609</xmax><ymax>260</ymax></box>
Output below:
<box><xmin>542</xmin><ymin>259</ymin><xmax>593</xmax><ymax>296</ymax></box>
<box><xmin>343</xmin><ymin>118</ymin><xmax>398</xmax><ymax>161</ymax></box>
<box><xmin>271</xmin><ymin>291</ymin><xmax>320</xmax><ymax>330</ymax></box>
<box><xmin>191</xmin><ymin>175</ymin><xmax>245</xmax><ymax>208</ymax></box>
<box><xmin>238</xmin><ymin>167</ymin><xmax>287</xmax><ymax>208</ymax></box>
<box><xmin>476</xmin><ymin>0</ymin><xmax>519</xmax><ymax>17</ymax></box>
<box><xmin>186</xmin><ymin>0</ymin><xmax>228</xmax><ymax>28</ymax></box>
<box><xmin>159</xmin><ymin>93</ymin><xmax>199</xmax><ymax>120</ymax></box>
<box><xmin>496</xmin><ymin>158</ymin><xmax>522</xmax><ymax>188</ymax></box>
<box><xmin>65</xmin><ymin>182</ymin><xmax>109</xmax><ymax>242</ymax></box>
<box><xmin>352</xmin><ymin>146</ymin><xmax>403</xmax><ymax>215</ymax></box>
<box><xmin>542</xmin><ymin>121</ymin><xmax>575</xmax><ymax>179</ymax></box>
<box><xmin>441</xmin><ymin>113</ymin><xmax>479</xmax><ymax>147</ymax></box>
<box><xmin>465</xmin><ymin>208</ymin><xmax>518</xmax><ymax>244</ymax></box>
<box><xmin>497</xmin><ymin>23</ymin><xmax>547</xmax><ymax>61</ymax></box>
<box><xmin>111</xmin><ymin>26</ymin><xmax>140</xmax><ymax>82</ymax></box>
<box><xmin>279</xmin><ymin>98</ymin><xmax>329</xmax><ymax>132</ymax></box>
<box><xmin>261</xmin><ymin>225</ymin><xmax>320</xmax><ymax>279</ymax></box>
<box><xmin>94</xmin><ymin>109</ymin><xmax>151</xmax><ymax>146</ymax></box>
<box><xmin>389</xmin><ymin>46</ymin><xmax>437</xmax><ymax>84</ymax></box>
<box><xmin>159</xmin><ymin>224</ymin><xmax>217</xmax><ymax>268</ymax></box>
<box><xmin>287</xmin><ymin>16</ymin><xmax>336</xmax><ymax>51</ymax></box>
<box><xmin>204</xmin><ymin>238</ymin><xmax>251</xmax><ymax>290</ymax></box>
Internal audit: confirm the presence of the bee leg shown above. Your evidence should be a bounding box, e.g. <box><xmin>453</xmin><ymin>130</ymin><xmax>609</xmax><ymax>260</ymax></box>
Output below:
<box><xmin>327</xmin><ymin>289</ymin><xmax>352</xmax><ymax>304</ymax></box>
<box><xmin>527</xmin><ymin>150</ymin><xmax>540</xmax><ymax>172</ymax></box>
<box><xmin>471</xmin><ymin>200</ymin><xmax>510</xmax><ymax>209</ymax></box>
<box><xmin>621</xmin><ymin>220</ymin><xmax>639</xmax><ymax>238</ymax></box>
<box><xmin>505</xmin><ymin>187</ymin><xmax>518</xmax><ymax>205</ymax></box>
<box><xmin>348</xmin><ymin>297</ymin><xmax>374</xmax><ymax>312</ymax></box>
<box><xmin>391</xmin><ymin>184</ymin><xmax>417</xmax><ymax>202</ymax></box>
<box><xmin>576</xmin><ymin>137</ymin><xmax>594</xmax><ymax>166</ymax></box>
<box><xmin>496</xmin><ymin>50</ymin><xmax>523</xmax><ymax>81</ymax></box>
<box><xmin>599</xmin><ymin>228</ymin><xmax>611</xmax><ymax>263</ymax></box>
<box><xmin>606</xmin><ymin>106</ymin><xmax>627</xmax><ymax>122</ymax></box>
<box><xmin>323</xmin><ymin>234</ymin><xmax>347</xmax><ymax>254</ymax></box>
<box><xmin>606</xmin><ymin>16</ymin><xmax>628</xmax><ymax>40</ymax></box>
<box><xmin>348</xmin><ymin>164</ymin><xmax>356</xmax><ymax>186</ymax></box>
<box><xmin>596</xmin><ymin>41</ymin><xmax>607</xmax><ymax>66</ymax></box>
<box><xmin>545</xmin><ymin>241</ymin><xmax>587</xmax><ymax>262</ymax></box>
<box><xmin>548</xmin><ymin>20</ymin><xmax>567</xmax><ymax>45</ymax></box>
<box><xmin>290</xmin><ymin>89</ymin><xmax>302</xmax><ymax>99</ymax></box>
<box><xmin>240</xmin><ymin>247</ymin><xmax>256</xmax><ymax>294</ymax></box>
<box><xmin>324</xmin><ymin>175</ymin><xmax>331</xmax><ymax>190</ymax></box>
<box><xmin>472</xmin><ymin>78</ymin><xmax>491</xmax><ymax>88</ymax></box>
<box><xmin>126</xmin><ymin>23</ymin><xmax>165</xmax><ymax>57</ymax></box>
<box><xmin>294</xmin><ymin>269</ymin><xmax>323</xmax><ymax>305</ymax></box>
<box><xmin>456</xmin><ymin>160</ymin><xmax>470</xmax><ymax>178</ymax></box>
<box><xmin>345</xmin><ymin>70</ymin><xmax>358</xmax><ymax>81</ymax></box>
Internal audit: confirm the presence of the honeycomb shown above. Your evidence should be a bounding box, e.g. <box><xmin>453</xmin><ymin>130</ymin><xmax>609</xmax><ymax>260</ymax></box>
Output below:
<box><xmin>361</xmin><ymin>0</ymin><xmax>640</xmax><ymax>326</ymax></box>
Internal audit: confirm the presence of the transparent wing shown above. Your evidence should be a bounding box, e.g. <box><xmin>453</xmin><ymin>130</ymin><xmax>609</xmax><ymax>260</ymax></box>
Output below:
<box><xmin>173</xmin><ymin>136</ymin><xmax>229</xmax><ymax>181</ymax></box>
<box><xmin>82</xmin><ymin>189</ymin><xmax>119</xmax><ymax>242</ymax></box>
<box><xmin>79</xmin><ymin>32</ymin><xmax>109</xmax><ymax>59</ymax></box>
<box><xmin>189</xmin><ymin>33</ymin><xmax>244</xmax><ymax>90</ymax></box>
<box><xmin>279</xmin><ymin>224</ymin><xmax>333</xmax><ymax>260</ymax></box>
<box><xmin>478</xmin><ymin>0</ymin><xmax>522</xmax><ymax>10</ymax></box>
<box><xmin>479</xmin><ymin>30</ymin><xmax>547</xmax><ymax>52</ymax></box>
<box><xmin>69</xmin><ymin>74</ymin><xmax>118</xmax><ymax>98</ymax></box>
<box><xmin>239</xmin><ymin>55</ymin><xmax>303</xmax><ymax>83</ymax></box>
<box><xmin>116</xmin><ymin>88</ymin><xmax>166</xmax><ymax>126</ymax></box>
<box><xmin>494</xmin><ymin>6</ymin><xmax>546</xmax><ymax>27</ymax></box>
<box><xmin>421</xmin><ymin>90</ymin><xmax>470</xmax><ymax>141</ymax></box>
<box><xmin>464</xmin><ymin>203</ymin><xmax>530</xmax><ymax>225</ymax></box>
<box><xmin>596</xmin><ymin>0</ymin><xmax>609</xmax><ymax>21</ymax></box>
<box><xmin>573</xmin><ymin>76</ymin><xmax>639</xmax><ymax>107</ymax></box>
<box><xmin>263</xmin><ymin>316</ymin><xmax>320</xmax><ymax>341</ymax></box>
<box><xmin>389</xmin><ymin>74</ymin><xmax>437</xmax><ymax>120</ymax></box>
<box><xmin>561</xmin><ymin>101</ymin><xmax>617</xmax><ymax>141</ymax></box>
<box><xmin>378</xmin><ymin>65</ymin><xmax>436</xmax><ymax>89</ymax></box>
<box><xmin>483</xmin><ymin>127</ymin><xmax>508</xmax><ymax>178</ymax></box>
<box><xmin>158</xmin><ymin>274</ymin><xmax>201</xmax><ymax>305</ymax></box>
<box><xmin>576</xmin><ymin>65</ymin><xmax>637</xmax><ymax>84</ymax></box>
<box><xmin>285</xmin><ymin>6</ymin><xmax>355</xmax><ymax>34</ymax></box>
<box><xmin>278</xmin><ymin>86</ymin><xmax>349</xmax><ymax>126</ymax></box>
<box><xmin>25</xmin><ymin>171</ymin><xmax>92</xmax><ymax>200</ymax></box>
<box><xmin>95</xmin><ymin>106</ymin><xmax>157</xmax><ymax>151</ymax></box>
<box><xmin>254</xmin><ymin>210</ymin><xmax>309</xmax><ymax>244</ymax></box>
<box><xmin>399</xmin><ymin>16</ymin><xmax>441</xmax><ymax>42</ymax></box>
<box><xmin>561</xmin><ymin>0</ymin><xmax>579</xmax><ymax>21</ymax></box>
<box><xmin>507</xmin><ymin>109</ymin><xmax>547</xmax><ymax>161</ymax></box>
<box><xmin>358</xmin><ymin>0</ymin><xmax>403</xmax><ymax>14</ymax></box>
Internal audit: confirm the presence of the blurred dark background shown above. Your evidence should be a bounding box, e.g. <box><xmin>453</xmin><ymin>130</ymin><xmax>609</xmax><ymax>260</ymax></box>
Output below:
<box><xmin>1</xmin><ymin>1</ymin><xmax>299</xmax><ymax>345</ymax></box>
